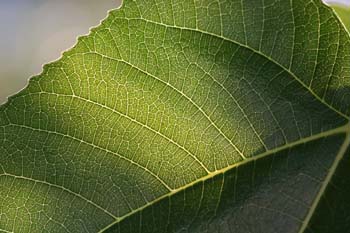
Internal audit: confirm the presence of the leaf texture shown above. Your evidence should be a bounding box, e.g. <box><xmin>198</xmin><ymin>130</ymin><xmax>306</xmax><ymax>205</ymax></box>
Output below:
<box><xmin>0</xmin><ymin>0</ymin><xmax>349</xmax><ymax>232</ymax></box>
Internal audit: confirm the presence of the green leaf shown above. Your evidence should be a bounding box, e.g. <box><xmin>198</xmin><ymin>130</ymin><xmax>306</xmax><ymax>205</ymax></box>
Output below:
<box><xmin>0</xmin><ymin>0</ymin><xmax>349</xmax><ymax>232</ymax></box>
<box><xmin>330</xmin><ymin>4</ymin><xmax>350</xmax><ymax>32</ymax></box>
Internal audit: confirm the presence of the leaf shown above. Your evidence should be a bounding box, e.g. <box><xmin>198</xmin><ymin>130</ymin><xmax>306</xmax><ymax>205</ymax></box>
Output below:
<box><xmin>0</xmin><ymin>0</ymin><xmax>349</xmax><ymax>232</ymax></box>
<box><xmin>330</xmin><ymin>4</ymin><xmax>350</xmax><ymax>32</ymax></box>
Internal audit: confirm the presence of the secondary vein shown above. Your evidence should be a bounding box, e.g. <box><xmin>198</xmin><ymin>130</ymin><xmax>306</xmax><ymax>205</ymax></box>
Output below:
<box><xmin>98</xmin><ymin>122</ymin><xmax>350</xmax><ymax>232</ymax></box>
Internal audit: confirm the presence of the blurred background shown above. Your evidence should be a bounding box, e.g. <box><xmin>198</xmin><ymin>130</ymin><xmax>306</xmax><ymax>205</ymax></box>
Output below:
<box><xmin>0</xmin><ymin>0</ymin><xmax>121</xmax><ymax>104</ymax></box>
<box><xmin>0</xmin><ymin>0</ymin><xmax>348</xmax><ymax>104</ymax></box>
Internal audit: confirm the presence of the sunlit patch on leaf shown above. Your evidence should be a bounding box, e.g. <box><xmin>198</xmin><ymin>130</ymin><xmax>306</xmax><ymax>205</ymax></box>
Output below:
<box><xmin>0</xmin><ymin>0</ymin><xmax>349</xmax><ymax>232</ymax></box>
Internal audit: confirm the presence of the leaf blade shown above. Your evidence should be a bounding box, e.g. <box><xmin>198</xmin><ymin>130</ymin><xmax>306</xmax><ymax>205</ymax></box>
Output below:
<box><xmin>0</xmin><ymin>0</ymin><xmax>349</xmax><ymax>232</ymax></box>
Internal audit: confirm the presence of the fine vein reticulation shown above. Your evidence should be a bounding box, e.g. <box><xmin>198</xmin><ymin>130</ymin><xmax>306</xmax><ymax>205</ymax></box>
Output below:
<box><xmin>0</xmin><ymin>0</ymin><xmax>349</xmax><ymax>232</ymax></box>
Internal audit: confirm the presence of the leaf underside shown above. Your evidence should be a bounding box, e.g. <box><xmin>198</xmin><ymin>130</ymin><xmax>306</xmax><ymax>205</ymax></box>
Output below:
<box><xmin>0</xmin><ymin>0</ymin><xmax>349</xmax><ymax>232</ymax></box>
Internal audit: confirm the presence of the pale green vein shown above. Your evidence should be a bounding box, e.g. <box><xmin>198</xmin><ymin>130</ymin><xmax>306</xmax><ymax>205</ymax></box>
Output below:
<box><xmin>289</xmin><ymin>0</ymin><xmax>295</xmax><ymax>70</ymax></box>
<box><xmin>298</xmin><ymin>124</ymin><xmax>350</xmax><ymax>233</ymax></box>
<box><xmin>17</xmin><ymin>90</ymin><xmax>210</xmax><ymax>174</ymax></box>
<box><xmin>0</xmin><ymin>229</ymin><xmax>13</xmax><ymax>233</ymax></box>
<box><xmin>99</xmin><ymin>122</ymin><xmax>350</xmax><ymax>232</ymax></box>
<box><xmin>323</xmin><ymin>22</ymin><xmax>341</xmax><ymax>99</ymax></box>
<box><xmin>329</xmin><ymin>5</ymin><xmax>350</xmax><ymax>36</ymax></box>
<box><xmin>180</xmin><ymin>48</ymin><xmax>268</xmax><ymax>150</ymax></box>
<box><xmin>86</xmin><ymin>51</ymin><xmax>247</xmax><ymax>160</ymax></box>
<box><xmin>0</xmin><ymin>1</ymin><xmax>349</xmax><ymax>232</ymax></box>
<box><xmin>307</xmin><ymin>0</ymin><xmax>321</xmax><ymax>89</ymax></box>
<box><xmin>0</xmin><ymin>173</ymin><xmax>117</xmax><ymax>220</ymax></box>
<box><xmin>4</xmin><ymin>123</ymin><xmax>173</xmax><ymax>191</ymax></box>
<box><xmin>243</xmin><ymin>60</ymin><xmax>289</xmax><ymax>143</ymax></box>
<box><xmin>113</xmin><ymin>16</ymin><xmax>349</xmax><ymax>120</ymax></box>
<box><xmin>107</xmin><ymin>24</ymin><xmax>268</xmax><ymax>150</ymax></box>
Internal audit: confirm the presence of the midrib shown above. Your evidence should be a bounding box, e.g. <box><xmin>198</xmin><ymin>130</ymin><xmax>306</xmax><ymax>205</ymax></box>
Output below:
<box><xmin>99</xmin><ymin>122</ymin><xmax>350</xmax><ymax>232</ymax></box>
<box><xmin>298</xmin><ymin>127</ymin><xmax>350</xmax><ymax>233</ymax></box>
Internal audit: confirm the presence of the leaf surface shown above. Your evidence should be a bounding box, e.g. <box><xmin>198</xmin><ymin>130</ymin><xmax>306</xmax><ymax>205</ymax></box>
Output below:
<box><xmin>0</xmin><ymin>0</ymin><xmax>349</xmax><ymax>232</ymax></box>
<box><xmin>331</xmin><ymin>4</ymin><xmax>350</xmax><ymax>32</ymax></box>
